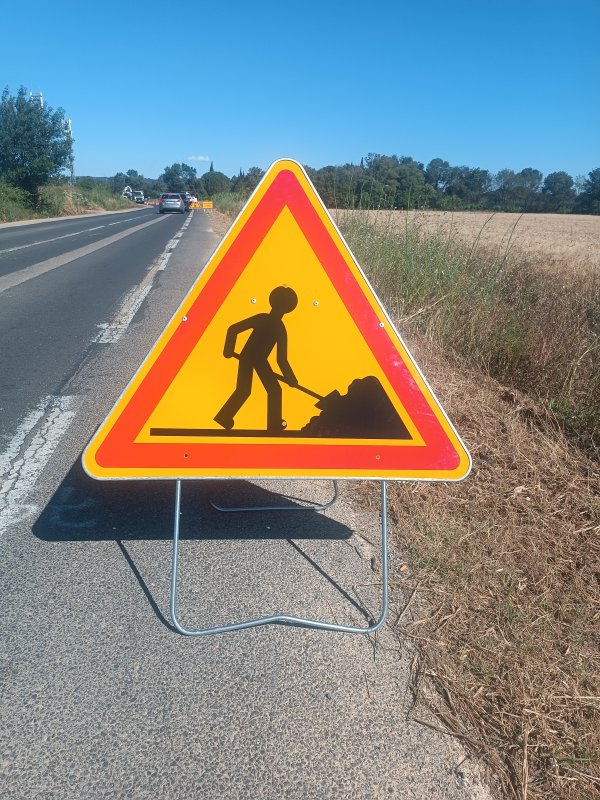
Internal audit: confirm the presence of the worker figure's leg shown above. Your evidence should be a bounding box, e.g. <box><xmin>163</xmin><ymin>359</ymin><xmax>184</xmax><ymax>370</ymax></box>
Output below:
<box><xmin>256</xmin><ymin>362</ymin><xmax>283</xmax><ymax>432</ymax></box>
<box><xmin>214</xmin><ymin>359</ymin><xmax>254</xmax><ymax>429</ymax></box>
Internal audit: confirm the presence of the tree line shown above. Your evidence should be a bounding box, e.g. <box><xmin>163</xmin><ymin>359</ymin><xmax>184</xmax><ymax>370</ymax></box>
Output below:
<box><xmin>105</xmin><ymin>156</ymin><xmax>600</xmax><ymax>215</ymax></box>
<box><xmin>101</xmin><ymin>153</ymin><xmax>600</xmax><ymax>214</ymax></box>
<box><xmin>2</xmin><ymin>85</ymin><xmax>599</xmax><ymax>214</ymax></box>
<box><xmin>91</xmin><ymin>161</ymin><xmax>235</xmax><ymax>201</ymax></box>
<box><xmin>305</xmin><ymin>155</ymin><xmax>600</xmax><ymax>215</ymax></box>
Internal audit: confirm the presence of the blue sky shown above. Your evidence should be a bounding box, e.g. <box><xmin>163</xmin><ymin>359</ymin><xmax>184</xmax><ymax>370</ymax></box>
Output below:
<box><xmin>2</xmin><ymin>0</ymin><xmax>598</xmax><ymax>181</ymax></box>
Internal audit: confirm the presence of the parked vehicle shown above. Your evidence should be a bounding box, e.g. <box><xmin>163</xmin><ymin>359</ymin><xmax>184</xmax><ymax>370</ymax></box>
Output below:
<box><xmin>133</xmin><ymin>191</ymin><xmax>145</xmax><ymax>204</ymax></box>
<box><xmin>158</xmin><ymin>193</ymin><xmax>185</xmax><ymax>214</ymax></box>
<box><xmin>179</xmin><ymin>191</ymin><xmax>192</xmax><ymax>210</ymax></box>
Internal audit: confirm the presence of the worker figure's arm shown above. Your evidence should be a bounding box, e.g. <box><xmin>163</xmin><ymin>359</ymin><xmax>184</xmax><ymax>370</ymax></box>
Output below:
<box><xmin>276</xmin><ymin>327</ymin><xmax>298</xmax><ymax>387</ymax></box>
<box><xmin>223</xmin><ymin>315</ymin><xmax>259</xmax><ymax>358</ymax></box>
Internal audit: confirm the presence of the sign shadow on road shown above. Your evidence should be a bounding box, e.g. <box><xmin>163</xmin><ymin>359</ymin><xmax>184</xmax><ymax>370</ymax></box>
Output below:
<box><xmin>33</xmin><ymin>458</ymin><xmax>353</xmax><ymax>543</ymax></box>
<box><xmin>31</xmin><ymin>459</ymin><xmax>370</xmax><ymax>632</ymax></box>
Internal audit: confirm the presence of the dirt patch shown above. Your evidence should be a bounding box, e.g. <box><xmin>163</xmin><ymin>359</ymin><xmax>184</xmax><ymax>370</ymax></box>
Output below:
<box><xmin>206</xmin><ymin>208</ymin><xmax>233</xmax><ymax>237</ymax></box>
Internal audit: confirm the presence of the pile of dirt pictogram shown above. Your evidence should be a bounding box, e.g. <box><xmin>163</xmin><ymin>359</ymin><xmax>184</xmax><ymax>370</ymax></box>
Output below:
<box><xmin>300</xmin><ymin>376</ymin><xmax>411</xmax><ymax>439</ymax></box>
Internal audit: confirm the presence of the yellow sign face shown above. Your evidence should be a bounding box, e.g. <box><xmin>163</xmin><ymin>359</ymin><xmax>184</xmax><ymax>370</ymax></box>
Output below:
<box><xmin>140</xmin><ymin>205</ymin><xmax>419</xmax><ymax>445</ymax></box>
<box><xmin>202</xmin><ymin>200</ymin><xmax>213</xmax><ymax>209</ymax></box>
<box><xmin>83</xmin><ymin>159</ymin><xmax>471</xmax><ymax>481</ymax></box>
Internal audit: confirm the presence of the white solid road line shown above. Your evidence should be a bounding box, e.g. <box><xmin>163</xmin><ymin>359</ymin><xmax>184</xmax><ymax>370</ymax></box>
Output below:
<box><xmin>0</xmin><ymin>395</ymin><xmax>78</xmax><ymax>537</ymax></box>
<box><xmin>93</xmin><ymin>283</ymin><xmax>154</xmax><ymax>344</ymax></box>
<box><xmin>0</xmin><ymin>215</ymin><xmax>165</xmax><ymax>296</ymax></box>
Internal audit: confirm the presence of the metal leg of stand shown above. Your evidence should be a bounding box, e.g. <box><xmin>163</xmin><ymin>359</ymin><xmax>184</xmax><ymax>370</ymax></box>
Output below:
<box><xmin>210</xmin><ymin>480</ymin><xmax>339</xmax><ymax>512</ymax></box>
<box><xmin>169</xmin><ymin>479</ymin><xmax>389</xmax><ymax>637</ymax></box>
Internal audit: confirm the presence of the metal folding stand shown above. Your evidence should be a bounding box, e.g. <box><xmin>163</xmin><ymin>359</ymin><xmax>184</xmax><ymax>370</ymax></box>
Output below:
<box><xmin>169</xmin><ymin>479</ymin><xmax>389</xmax><ymax>637</ymax></box>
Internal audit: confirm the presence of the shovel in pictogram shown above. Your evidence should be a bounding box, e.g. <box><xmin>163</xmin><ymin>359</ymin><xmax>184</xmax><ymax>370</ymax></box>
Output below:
<box><xmin>233</xmin><ymin>353</ymin><xmax>343</xmax><ymax>412</ymax></box>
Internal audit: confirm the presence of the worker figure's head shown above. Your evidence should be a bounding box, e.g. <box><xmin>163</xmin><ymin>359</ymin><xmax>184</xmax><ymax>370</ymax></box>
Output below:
<box><xmin>269</xmin><ymin>286</ymin><xmax>298</xmax><ymax>316</ymax></box>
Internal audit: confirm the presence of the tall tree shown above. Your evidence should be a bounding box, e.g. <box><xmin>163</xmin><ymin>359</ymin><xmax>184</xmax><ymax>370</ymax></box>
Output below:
<box><xmin>231</xmin><ymin>166</ymin><xmax>265</xmax><ymax>195</ymax></box>
<box><xmin>425</xmin><ymin>158</ymin><xmax>452</xmax><ymax>192</ymax></box>
<box><xmin>487</xmin><ymin>167</ymin><xmax>543</xmax><ymax>211</ymax></box>
<box><xmin>445</xmin><ymin>166</ymin><xmax>492</xmax><ymax>206</ymax></box>
<box><xmin>202</xmin><ymin>169</ymin><xmax>230</xmax><ymax>196</ymax></box>
<box><xmin>110</xmin><ymin>171</ymin><xmax>129</xmax><ymax>193</ymax></box>
<box><xmin>160</xmin><ymin>162</ymin><xmax>198</xmax><ymax>192</ymax></box>
<box><xmin>0</xmin><ymin>86</ymin><xmax>73</xmax><ymax>194</ymax></box>
<box><xmin>394</xmin><ymin>158</ymin><xmax>434</xmax><ymax>208</ymax></box>
<box><xmin>575</xmin><ymin>168</ymin><xmax>600</xmax><ymax>214</ymax></box>
<box><xmin>542</xmin><ymin>171</ymin><xmax>575</xmax><ymax>212</ymax></box>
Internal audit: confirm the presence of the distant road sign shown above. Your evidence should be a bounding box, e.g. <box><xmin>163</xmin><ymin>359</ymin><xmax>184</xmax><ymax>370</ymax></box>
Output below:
<box><xmin>83</xmin><ymin>159</ymin><xmax>470</xmax><ymax>481</ymax></box>
<box><xmin>202</xmin><ymin>200</ymin><xmax>213</xmax><ymax>209</ymax></box>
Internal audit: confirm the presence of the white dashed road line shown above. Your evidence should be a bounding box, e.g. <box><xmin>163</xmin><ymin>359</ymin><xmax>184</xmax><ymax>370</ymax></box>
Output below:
<box><xmin>0</xmin><ymin>216</ymin><xmax>165</xmax><ymax>296</ymax></box>
<box><xmin>0</xmin><ymin>214</ymin><xmax>154</xmax><ymax>254</ymax></box>
<box><xmin>94</xmin><ymin>212</ymin><xmax>194</xmax><ymax>342</ymax></box>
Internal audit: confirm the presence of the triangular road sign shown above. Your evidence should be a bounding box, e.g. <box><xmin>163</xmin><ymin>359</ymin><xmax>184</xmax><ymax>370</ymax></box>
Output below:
<box><xmin>83</xmin><ymin>159</ymin><xmax>471</xmax><ymax>481</ymax></box>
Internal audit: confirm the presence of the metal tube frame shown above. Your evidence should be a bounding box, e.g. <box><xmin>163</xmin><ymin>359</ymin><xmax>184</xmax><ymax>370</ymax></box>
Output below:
<box><xmin>169</xmin><ymin>479</ymin><xmax>389</xmax><ymax>636</ymax></box>
<box><xmin>210</xmin><ymin>480</ymin><xmax>339</xmax><ymax>512</ymax></box>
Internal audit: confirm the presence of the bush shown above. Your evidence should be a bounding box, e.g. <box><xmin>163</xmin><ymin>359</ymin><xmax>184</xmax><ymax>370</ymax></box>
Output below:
<box><xmin>0</xmin><ymin>181</ymin><xmax>33</xmax><ymax>221</ymax></box>
<box><xmin>75</xmin><ymin>182</ymin><xmax>131</xmax><ymax>211</ymax></box>
<box><xmin>212</xmin><ymin>192</ymin><xmax>245</xmax><ymax>218</ymax></box>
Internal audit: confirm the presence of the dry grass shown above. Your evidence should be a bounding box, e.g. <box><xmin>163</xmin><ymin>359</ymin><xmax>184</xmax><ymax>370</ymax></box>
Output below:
<box><xmin>336</xmin><ymin>209</ymin><xmax>600</xmax><ymax>797</ymax></box>
<box><xmin>355</xmin><ymin>339</ymin><xmax>600</xmax><ymax>800</ymax></box>
<box><xmin>213</xmin><ymin>199</ymin><xmax>600</xmax><ymax>798</ymax></box>
<box><xmin>348</xmin><ymin>210</ymin><xmax>600</xmax><ymax>278</ymax></box>
<box><xmin>204</xmin><ymin>207</ymin><xmax>233</xmax><ymax>237</ymax></box>
<box><xmin>336</xmin><ymin>209</ymin><xmax>599</xmax><ymax>453</ymax></box>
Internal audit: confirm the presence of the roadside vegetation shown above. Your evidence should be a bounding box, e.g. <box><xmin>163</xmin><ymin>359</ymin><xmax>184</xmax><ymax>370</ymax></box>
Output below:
<box><xmin>336</xmin><ymin>209</ymin><xmax>599</xmax><ymax>800</ymax></box>
<box><xmin>0</xmin><ymin>181</ymin><xmax>133</xmax><ymax>222</ymax></box>
<box><xmin>210</xmin><ymin>202</ymin><xmax>600</xmax><ymax>800</ymax></box>
<box><xmin>210</xmin><ymin>191</ymin><xmax>245</xmax><ymax>219</ymax></box>
<box><xmin>0</xmin><ymin>86</ymin><xmax>134</xmax><ymax>222</ymax></box>
<box><xmin>338</xmin><ymin>210</ymin><xmax>599</xmax><ymax>453</ymax></box>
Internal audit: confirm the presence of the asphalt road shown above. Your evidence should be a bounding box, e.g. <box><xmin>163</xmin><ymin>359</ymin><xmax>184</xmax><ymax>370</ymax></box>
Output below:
<box><xmin>0</xmin><ymin>208</ymin><xmax>158</xmax><ymax>275</ymax></box>
<box><xmin>0</xmin><ymin>207</ymin><xmax>186</xmax><ymax>445</ymax></box>
<box><xmin>0</xmin><ymin>208</ymin><xmax>492</xmax><ymax>799</ymax></box>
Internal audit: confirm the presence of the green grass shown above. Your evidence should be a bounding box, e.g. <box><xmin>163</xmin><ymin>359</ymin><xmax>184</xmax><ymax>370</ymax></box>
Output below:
<box><xmin>212</xmin><ymin>191</ymin><xmax>245</xmax><ymax>218</ymax></box>
<box><xmin>0</xmin><ymin>182</ymin><xmax>133</xmax><ymax>222</ymax></box>
<box><xmin>0</xmin><ymin>182</ymin><xmax>34</xmax><ymax>221</ymax></box>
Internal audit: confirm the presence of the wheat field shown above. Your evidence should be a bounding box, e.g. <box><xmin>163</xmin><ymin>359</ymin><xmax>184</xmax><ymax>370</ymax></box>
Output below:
<box><xmin>337</xmin><ymin>210</ymin><xmax>600</xmax><ymax>277</ymax></box>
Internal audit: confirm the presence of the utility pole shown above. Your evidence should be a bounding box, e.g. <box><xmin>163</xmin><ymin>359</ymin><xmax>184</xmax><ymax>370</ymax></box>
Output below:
<box><xmin>29</xmin><ymin>91</ymin><xmax>74</xmax><ymax>185</ymax></box>
<box><xmin>64</xmin><ymin>118</ymin><xmax>75</xmax><ymax>185</ymax></box>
